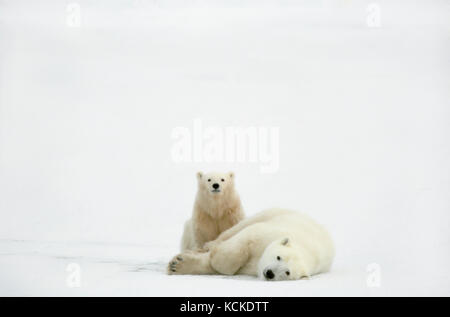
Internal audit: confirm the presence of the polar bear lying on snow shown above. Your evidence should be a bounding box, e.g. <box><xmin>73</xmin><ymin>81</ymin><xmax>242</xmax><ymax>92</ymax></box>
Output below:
<box><xmin>168</xmin><ymin>208</ymin><xmax>334</xmax><ymax>281</ymax></box>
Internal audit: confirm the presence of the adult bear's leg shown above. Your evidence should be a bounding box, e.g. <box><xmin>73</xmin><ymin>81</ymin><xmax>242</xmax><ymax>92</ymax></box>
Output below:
<box><xmin>202</xmin><ymin>208</ymin><xmax>290</xmax><ymax>252</ymax></box>
<box><xmin>167</xmin><ymin>250</ymin><xmax>215</xmax><ymax>275</ymax></box>
<box><xmin>209</xmin><ymin>232</ymin><xmax>251</xmax><ymax>275</ymax></box>
<box><xmin>168</xmin><ymin>233</ymin><xmax>250</xmax><ymax>276</ymax></box>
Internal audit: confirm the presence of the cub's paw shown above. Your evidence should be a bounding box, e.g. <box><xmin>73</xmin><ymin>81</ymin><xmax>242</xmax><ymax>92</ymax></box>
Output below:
<box><xmin>202</xmin><ymin>241</ymin><xmax>218</xmax><ymax>252</ymax></box>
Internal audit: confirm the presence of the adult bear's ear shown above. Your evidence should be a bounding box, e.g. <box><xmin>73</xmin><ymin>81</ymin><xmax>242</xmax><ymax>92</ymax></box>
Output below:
<box><xmin>229</xmin><ymin>172</ymin><xmax>234</xmax><ymax>178</ymax></box>
<box><xmin>197</xmin><ymin>172</ymin><xmax>203</xmax><ymax>180</ymax></box>
<box><xmin>281</xmin><ymin>238</ymin><xmax>289</xmax><ymax>246</ymax></box>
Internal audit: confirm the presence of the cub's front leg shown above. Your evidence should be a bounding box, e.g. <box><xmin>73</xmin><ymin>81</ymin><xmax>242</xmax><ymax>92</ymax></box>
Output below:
<box><xmin>193</xmin><ymin>218</ymin><xmax>217</xmax><ymax>249</ymax></box>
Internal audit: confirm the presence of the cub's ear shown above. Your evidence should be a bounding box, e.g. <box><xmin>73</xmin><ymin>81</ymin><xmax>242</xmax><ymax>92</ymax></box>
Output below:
<box><xmin>197</xmin><ymin>172</ymin><xmax>203</xmax><ymax>180</ymax></box>
<box><xmin>229</xmin><ymin>172</ymin><xmax>234</xmax><ymax>178</ymax></box>
<box><xmin>281</xmin><ymin>238</ymin><xmax>289</xmax><ymax>246</ymax></box>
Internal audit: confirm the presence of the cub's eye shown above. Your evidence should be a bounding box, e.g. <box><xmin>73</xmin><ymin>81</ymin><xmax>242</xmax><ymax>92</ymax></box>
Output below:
<box><xmin>207</xmin><ymin>179</ymin><xmax>211</xmax><ymax>182</ymax></box>
<box><xmin>286</xmin><ymin>271</ymin><xmax>290</xmax><ymax>276</ymax></box>
<box><xmin>221</xmin><ymin>179</ymin><xmax>224</xmax><ymax>182</ymax></box>
<box><xmin>277</xmin><ymin>256</ymin><xmax>281</xmax><ymax>261</ymax></box>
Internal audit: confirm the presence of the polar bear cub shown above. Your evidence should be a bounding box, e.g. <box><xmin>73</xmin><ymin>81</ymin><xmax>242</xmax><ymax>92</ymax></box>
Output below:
<box><xmin>169</xmin><ymin>208</ymin><xmax>334</xmax><ymax>280</ymax></box>
<box><xmin>180</xmin><ymin>171</ymin><xmax>245</xmax><ymax>251</ymax></box>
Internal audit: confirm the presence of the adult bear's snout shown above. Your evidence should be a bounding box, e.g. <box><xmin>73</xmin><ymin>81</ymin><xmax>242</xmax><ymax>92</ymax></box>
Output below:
<box><xmin>264</xmin><ymin>269</ymin><xmax>274</xmax><ymax>280</ymax></box>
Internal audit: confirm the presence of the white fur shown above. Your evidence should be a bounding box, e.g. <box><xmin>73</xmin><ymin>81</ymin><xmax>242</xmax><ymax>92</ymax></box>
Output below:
<box><xmin>168</xmin><ymin>208</ymin><xmax>334</xmax><ymax>281</ymax></box>
<box><xmin>181</xmin><ymin>171</ymin><xmax>244</xmax><ymax>251</ymax></box>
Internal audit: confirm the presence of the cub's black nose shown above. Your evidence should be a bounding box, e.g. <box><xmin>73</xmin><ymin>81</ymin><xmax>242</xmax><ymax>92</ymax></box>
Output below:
<box><xmin>212</xmin><ymin>183</ymin><xmax>220</xmax><ymax>189</ymax></box>
<box><xmin>265</xmin><ymin>269</ymin><xmax>274</xmax><ymax>279</ymax></box>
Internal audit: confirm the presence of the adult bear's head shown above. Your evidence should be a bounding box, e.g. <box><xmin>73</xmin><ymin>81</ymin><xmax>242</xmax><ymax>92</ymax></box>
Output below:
<box><xmin>257</xmin><ymin>237</ymin><xmax>307</xmax><ymax>281</ymax></box>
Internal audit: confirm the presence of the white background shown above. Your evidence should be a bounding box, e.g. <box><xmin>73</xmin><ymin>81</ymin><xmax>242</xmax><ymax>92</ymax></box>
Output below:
<box><xmin>0</xmin><ymin>0</ymin><xmax>449</xmax><ymax>296</ymax></box>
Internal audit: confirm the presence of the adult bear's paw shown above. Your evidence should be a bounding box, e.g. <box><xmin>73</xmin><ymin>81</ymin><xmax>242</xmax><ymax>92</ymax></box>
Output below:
<box><xmin>167</xmin><ymin>254</ymin><xmax>185</xmax><ymax>274</ymax></box>
<box><xmin>167</xmin><ymin>252</ymin><xmax>201</xmax><ymax>275</ymax></box>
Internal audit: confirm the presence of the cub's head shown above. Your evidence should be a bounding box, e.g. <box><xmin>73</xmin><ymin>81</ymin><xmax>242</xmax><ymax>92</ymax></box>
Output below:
<box><xmin>258</xmin><ymin>238</ymin><xmax>304</xmax><ymax>281</ymax></box>
<box><xmin>197</xmin><ymin>171</ymin><xmax>235</xmax><ymax>196</ymax></box>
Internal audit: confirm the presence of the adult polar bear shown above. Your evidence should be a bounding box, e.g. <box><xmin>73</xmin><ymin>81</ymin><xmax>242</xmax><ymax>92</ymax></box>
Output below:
<box><xmin>168</xmin><ymin>208</ymin><xmax>334</xmax><ymax>281</ymax></box>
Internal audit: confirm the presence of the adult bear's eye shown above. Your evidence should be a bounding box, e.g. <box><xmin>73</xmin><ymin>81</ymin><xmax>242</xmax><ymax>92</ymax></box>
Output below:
<box><xmin>286</xmin><ymin>271</ymin><xmax>290</xmax><ymax>275</ymax></box>
<box><xmin>208</xmin><ymin>179</ymin><xmax>211</xmax><ymax>182</ymax></box>
<box><xmin>277</xmin><ymin>256</ymin><xmax>281</xmax><ymax>261</ymax></box>
<box><xmin>221</xmin><ymin>179</ymin><xmax>224</xmax><ymax>182</ymax></box>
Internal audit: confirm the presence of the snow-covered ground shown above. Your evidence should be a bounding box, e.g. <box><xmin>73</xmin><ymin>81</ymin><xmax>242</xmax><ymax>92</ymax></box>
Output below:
<box><xmin>0</xmin><ymin>0</ymin><xmax>449</xmax><ymax>296</ymax></box>
<box><xmin>1</xmin><ymin>238</ymin><xmax>446</xmax><ymax>297</ymax></box>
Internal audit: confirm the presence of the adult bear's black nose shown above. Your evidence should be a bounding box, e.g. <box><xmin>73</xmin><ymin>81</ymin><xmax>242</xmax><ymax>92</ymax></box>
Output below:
<box><xmin>212</xmin><ymin>183</ymin><xmax>220</xmax><ymax>189</ymax></box>
<box><xmin>265</xmin><ymin>269</ymin><xmax>274</xmax><ymax>279</ymax></box>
